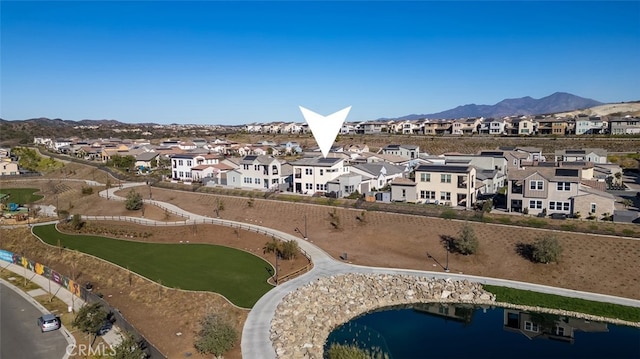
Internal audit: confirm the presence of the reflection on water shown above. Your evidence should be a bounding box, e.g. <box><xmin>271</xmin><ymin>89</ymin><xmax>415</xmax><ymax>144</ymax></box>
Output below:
<box><xmin>325</xmin><ymin>303</ymin><xmax>640</xmax><ymax>359</ymax></box>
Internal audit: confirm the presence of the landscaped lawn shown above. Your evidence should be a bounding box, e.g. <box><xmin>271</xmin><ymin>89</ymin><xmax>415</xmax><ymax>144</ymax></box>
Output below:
<box><xmin>33</xmin><ymin>224</ymin><xmax>274</xmax><ymax>308</ymax></box>
<box><xmin>0</xmin><ymin>188</ymin><xmax>44</xmax><ymax>205</ymax></box>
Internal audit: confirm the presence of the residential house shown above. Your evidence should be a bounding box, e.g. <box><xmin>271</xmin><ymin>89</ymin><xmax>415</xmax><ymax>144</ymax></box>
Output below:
<box><xmin>135</xmin><ymin>152</ymin><xmax>159</xmax><ymax>170</ymax></box>
<box><xmin>381</xmin><ymin>144</ymin><xmax>420</xmax><ymax>160</ymax></box>
<box><xmin>574</xmin><ymin>115</ymin><xmax>606</xmax><ymax>135</ymax></box>
<box><xmin>402</xmin><ymin>121</ymin><xmax>420</xmax><ymax>134</ymax></box>
<box><xmin>609</xmin><ymin>116</ymin><xmax>640</xmax><ymax>135</ymax></box>
<box><xmin>390</xmin><ymin>177</ymin><xmax>417</xmax><ymax>203</ymax></box>
<box><xmin>326</xmin><ymin>173</ymin><xmax>366</xmax><ymax>198</ymax></box>
<box><xmin>361</xmin><ymin>121</ymin><xmax>388</xmax><ymax>134</ymax></box>
<box><xmin>452</xmin><ymin>118</ymin><xmax>481</xmax><ymax>135</ymax></box>
<box><xmin>479</xmin><ymin>118</ymin><xmax>507</xmax><ymax>135</ymax></box>
<box><xmin>424</xmin><ymin>120</ymin><xmax>452</xmax><ymax>135</ymax></box>
<box><xmin>414</xmin><ymin>164</ymin><xmax>477</xmax><ymax>209</ymax></box>
<box><xmin>171</xmin><ymin>154</ymin><xmax>198</xmax><ymax>181</ymax></box>
<box><xmin>291</xmin><ymin>157</ymin><xmax>349</xmax><ymax>195</ymax></box>
<box><xmin>235</xmin><ymin>155</ymin><xmax>284</xmax><ymax>190</ymax></box>
<box><xmin>554</xmin><ymin>148</ymin><xmax>608</xmax><ymax>164</ymax></box>
<box><xmin>53</xmin><ymin>138</ymin><xmax>72</xmax><ymax>151</ymax></box>
<box><xmin>536</xmin><ymin>118</ymin><xmax>569</xmax><ymax>136</ymax></box>
<box><xmin>506</xmin><ymin>167</ymin><xmax>612</xmax><ymax>218</ymax></box>
<box><xmin>350</xmin><ymin>163</ymin><xmax>406</xmax><ymax>191</ymax></box>
<box><xmin>0</xmin><ymin>160</ymin><xmax>19</xmax><ymax>176</ymax></box>
<box><xmin>509</xmin><ymin>118</ymin><xmax>534</xmax><ymax>135</ymax></box>
<box><xmin>343</xmin><ymin>144</ymin><xmax>369</xmax><ymax>153</ymax></box>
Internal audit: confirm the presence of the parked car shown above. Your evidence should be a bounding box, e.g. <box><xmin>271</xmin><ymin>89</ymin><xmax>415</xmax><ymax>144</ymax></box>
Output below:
<box><xmin>549</xmin><ymin>213</ymin><xmax>568</xmax><ymax>220</ymax></box>
<box><xmin>37</xmin><ymin>314</ymin><xmax>60</xmax><ymax>333</ymax></box>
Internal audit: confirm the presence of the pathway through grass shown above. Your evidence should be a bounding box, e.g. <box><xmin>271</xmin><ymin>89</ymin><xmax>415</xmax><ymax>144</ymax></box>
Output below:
<box><xmin>33</xmin><ymin>224</ymin><xmax>274</xmax><ymax>308</ymax></box>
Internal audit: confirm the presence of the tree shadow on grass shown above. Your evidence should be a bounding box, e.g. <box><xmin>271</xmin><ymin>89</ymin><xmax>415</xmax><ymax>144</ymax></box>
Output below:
<box><xmin>516</xmin><ymin>242</ymin><xmax>534</xmax><ymax>262</ymax></box>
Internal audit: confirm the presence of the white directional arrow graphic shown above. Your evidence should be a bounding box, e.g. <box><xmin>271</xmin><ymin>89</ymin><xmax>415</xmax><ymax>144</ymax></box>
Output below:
<box><xmin>299</xmin><ymin>106</ymin><xmax>351</xmax><ymax>158</ymax></box>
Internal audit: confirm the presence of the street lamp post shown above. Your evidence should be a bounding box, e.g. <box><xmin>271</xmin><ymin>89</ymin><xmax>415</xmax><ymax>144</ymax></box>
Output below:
<box><xmin>445</xmin><ymin>242</ymin><xmax>450</xmax><ymax>273</ymax></box>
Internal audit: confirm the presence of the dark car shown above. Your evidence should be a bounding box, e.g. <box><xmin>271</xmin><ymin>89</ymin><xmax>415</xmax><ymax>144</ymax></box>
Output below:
<box><xmin>549</xmin><ymin>213</ymin><xmax>567</xmax><ymax>220</ymax></box>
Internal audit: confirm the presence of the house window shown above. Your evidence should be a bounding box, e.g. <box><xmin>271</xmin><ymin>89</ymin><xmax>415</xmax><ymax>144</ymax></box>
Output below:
<box><xmin>255</xmin><ymin>178</ymin><xmax>261</xmax><ymax>184</ymax></box>
<box><xmin>529</xmin><ymin>200</ymin><xmax>543</xmax><ymax>209</ymax></box>
<box><xmin>557</xmin><ymin>182</ymin><xmax>571</xmax><ymax>191</ymax></box>
<box><xmin>440</xmin><ymin>174</ymin><xmax>451</xmax><ymax>183</ymax></box>
<box><xmin>305</xmin><ymin>168</ymin><xmax>313</xmax><ymax>175</ymax></box>
<box><xmin>272</xmin><ymin>178</ymin><xmax>278</xmax><ymax>184</ymax></box>
<box><xmin>178</xmin><ymin>160</ymin><xmax>183</xmax><ymax>166</ymax></box>
<box><xmin>524</xmin><ymin>321</ymin><xmax>539</xmax><ymax>332</ymax></box>
<box><xmin>590</xmin><ymin>203</ymin><xmax>597</xmax><ymax>213</ymax></box>
<box><xmin>346</xmin><ymin>185</ymin><xmax>355</xmax><ymax>193</ymax></box>
<box><xmin>530</xmin><ymin>180</ymin><xmax>544</xmax><ymax>190</ymax></box>
<box><xmin>254</xmin><ymin>165</ymin><xmax>259</xmax><ymax>171</ymax></box>
<box><xmin>187</xmin><ymin>160</ymin><xmax>192</xmax><ymax>166</ymax></box>
<box><xmin>305</xmin><ymin>183</ymin><xmax>312</xmax><ymax>190</ymax></box>
<box><xmin>401</xmin><ymin>189</ymin><xmax>406</xmax><ymax>197</ymax></box>
<box><xmin>420</xmin><ymin>173</ymin><xmax>431</xmax><ymax>182</ymax></box>
<box><xmin>179</xmin><ymin>171</ymin><xmax>184</xmax><ymax>178</ymax></box>
<box><xmin>440</xmin><ymin>192</ymin><xmax>451</xmax><ymax>201</ymax></box>
<box><xmin>243</xmin><ymin>164</ymin><xmax>250</xmax><ymax>170</ymax></box>
<box><xmin>420</xmin><ymin>191</ymin><xmax>435</xmax><ymax>200</ymax></box>
<box><xmin>556</xmin><ymin>326</ymin><xmax>565</xmax><ymax>336</ymax></box>
<box><xmin>320</xmin><ymin>169</ymin><xmax>324</xmax><ymax>176</ymax></box>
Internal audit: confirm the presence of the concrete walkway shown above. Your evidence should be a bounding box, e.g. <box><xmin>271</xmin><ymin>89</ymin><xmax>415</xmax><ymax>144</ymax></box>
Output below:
<box><xmin>90</xmin><ymin>181</ymin><xmax>640</xmax><ymax>358</ymax></box>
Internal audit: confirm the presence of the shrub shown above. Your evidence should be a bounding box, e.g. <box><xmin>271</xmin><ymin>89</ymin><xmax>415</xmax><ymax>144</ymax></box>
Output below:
<box><xmin>440</xmin><ymin>209</ymin><xmax>456</xmax><ymax>220</ymax></box>
<box><xmin>71</xmin><ymin>214</ymin><xmax>84</xmax><ymax>230</ymax></box>
<box><xmin>451</xmin><ymin>222</ymin><xmax>479</xmax><ymax>255</ymax></box>
<box><xmin>531</xmin><ymin>235</ymin><xmax>563</xmax><ymax>264</ymax></box>
<box><xmin>81</xmin><ymin>186</ymin><xmax>93</xmax><ymax>195</ymax></box>
<box><xmin>194</xmin><ymin>313</ymin><xmax>238</xmax><ymax>358</ymax></box>
<box><xmin>125</xmin><ymin>189</ymin><xmax>143</xmax><ymax>210</ymax></box>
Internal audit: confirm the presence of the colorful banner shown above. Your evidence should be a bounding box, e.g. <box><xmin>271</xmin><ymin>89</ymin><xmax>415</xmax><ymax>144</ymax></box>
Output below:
<box><xmin>0</xmin><ymin>249</ymin><xmax>83</xmax><ymax>299</ymax></box>
<box><xmin>0</xmin><ymin>249</ymin><xmax>12</xmax><ymax>263</ymax></box>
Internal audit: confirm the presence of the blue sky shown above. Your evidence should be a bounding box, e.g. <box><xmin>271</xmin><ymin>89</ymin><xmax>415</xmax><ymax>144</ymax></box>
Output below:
<box><xmin>2</xmin><ymin>1</ymin><xmax>639</xmax><ymax>125</ymax></box>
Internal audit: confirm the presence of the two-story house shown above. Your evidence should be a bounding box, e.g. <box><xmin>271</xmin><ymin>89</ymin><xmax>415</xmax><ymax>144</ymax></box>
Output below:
<box><xmin>225</xmin><ymin>155</ymin><xmax>283</xmax><ymax>190</ymax></box>
<box><xmin>381</xmin><ymin>144</ymin><xmax>420</xmax><ymax>160</ymax></box>
<box><xmin>507</xmin><ymin>167</ymin><xmax>581</xmax><ymax>215</ymax></box>
<box><xmin>414</xmin><ymin>164</ymin><xmax>477</xmax><ymax>209</ymax></box>
<box><xmin>554</xmin><ymin>148</ymin><xmax>608</xmax><ymax>164</ymax></box>
<box><xmin>574</xmin><ymin>115</ymin><xmax>606</xmax><ymax>135</ymax></box>
<box><xmin>291</xmin><ymin>157</ymin><xmax>349</xmax><ymax>195</ymax></box>
<box><xmin>0</xmin><ymin>160</ymin><xmax>19</xmax><ymax>176</ymax></box>
<box><xmin>510</xmin><ymin>118</ymin><xmax>534</xmax><ymax>135</ymax></box>
<box><xmin>350</xmin><ymin>163</ymin><xmax>406</xmax><ymax>190</ymax></box>
<box><xmin>609</xmin><ymin>117</ymin><xmax>640</xmax><ymax>135</ymax></box>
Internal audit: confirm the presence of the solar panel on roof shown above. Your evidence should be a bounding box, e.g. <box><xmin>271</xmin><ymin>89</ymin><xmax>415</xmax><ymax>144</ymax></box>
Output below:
<box><xmin>555</xmin><ymin>168</ymin><xmax>579</xmax><ymax>177</ymax></box>
<box><xmin>244</xmin><ymin>155</ymin><xmax>257</xmax><ymax>161</ymax></box>
<box><xmin>318</xmin><ymin>158</ymin><xmax>338</xmax><ymax>163</ymax></box>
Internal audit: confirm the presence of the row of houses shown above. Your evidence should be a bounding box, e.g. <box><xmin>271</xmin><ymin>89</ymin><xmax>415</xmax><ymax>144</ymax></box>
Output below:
<box><xmin>245</xmin><ymin>115</ymin><xmax>640</xmax><ymax>136</ymax></box>
<box><xmin>165</xmin><ymin>143</ymin><xmax>620</xmax><ymax>220</ymax></box>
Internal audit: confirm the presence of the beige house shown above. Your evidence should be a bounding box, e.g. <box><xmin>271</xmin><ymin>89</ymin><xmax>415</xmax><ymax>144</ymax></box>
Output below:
<box><xmin>0</xmin><ymin>160</ymin><xmax>19</xmax><ymax>176</ymax></box>
<box><xmin>414</xmin><ymin>164</ymin><xmax>476</xmax><ymax>209</ymax></box>
<box><xmin>390</xmin><ymin>177</ymin><xmax>417</xmax><ymax>203</ymax></box>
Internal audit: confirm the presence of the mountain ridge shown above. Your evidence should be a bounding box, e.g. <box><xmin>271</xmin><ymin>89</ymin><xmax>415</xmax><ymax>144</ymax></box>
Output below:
<box><xmin>390</xmin><ymin>92</ymin><xmax>604</xmax><ymax>121</ymax></box>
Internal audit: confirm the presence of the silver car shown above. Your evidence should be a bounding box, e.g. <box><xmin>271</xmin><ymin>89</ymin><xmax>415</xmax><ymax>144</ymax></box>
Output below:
<box><xmin>37</xmin><ymin>314</ymin><xmax>60</xmax><ymax>333</ymax></box>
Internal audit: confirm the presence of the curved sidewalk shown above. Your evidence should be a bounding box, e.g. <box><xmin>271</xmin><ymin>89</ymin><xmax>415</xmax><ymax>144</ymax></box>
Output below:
<box><xmin>94</xmin><ymin>182</ymin><xmax>640</xmax><ymax>358</ymax></box>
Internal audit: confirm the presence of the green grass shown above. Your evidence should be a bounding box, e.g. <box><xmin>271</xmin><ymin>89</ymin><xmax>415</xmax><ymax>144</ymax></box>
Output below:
<box><xmin>33</xmin><ymin>224</ymin><xmax>273</xmax><ymax>308</ymax></box>
<box><xmin>484</xmin><ymin>285</ymin><xmax>640</xmax><ymax>322</ymax></box>
<box><xmin>0</xmin><ymin>188</ymin><xmax>44</xmax><ymax>204</ymax></box>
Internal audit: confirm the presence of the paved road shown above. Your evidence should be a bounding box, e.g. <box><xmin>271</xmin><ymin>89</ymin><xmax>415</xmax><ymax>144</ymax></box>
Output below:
<box><xmin>0</xmin><ymin>282</ymin><xmax>69</xmax><ymax>359</ymax></box>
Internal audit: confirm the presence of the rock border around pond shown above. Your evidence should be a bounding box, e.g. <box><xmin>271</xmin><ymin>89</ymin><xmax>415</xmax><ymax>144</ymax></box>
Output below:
<box><xmin>270</xmin><ymin>273</ymin><xmax>496</xmax><ymax>359</ymax></box>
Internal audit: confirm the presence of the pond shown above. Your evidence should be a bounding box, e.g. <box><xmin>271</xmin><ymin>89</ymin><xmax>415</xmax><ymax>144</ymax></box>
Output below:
<box><xmin>325</xmin><ymin>303</ymin><xmax>640</xmax><ymax>359</ymax></box>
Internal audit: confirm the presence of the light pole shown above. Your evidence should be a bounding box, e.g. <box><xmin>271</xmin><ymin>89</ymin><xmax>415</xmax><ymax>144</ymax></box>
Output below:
<box><xmin>445</xmin><ymin>242</ymin><xmax>450</xmax><ymax>273</ymax></box>
<box><xmin>294</xmin><ymin>215</ymin><xmax>308</xmax><ymax>240</ymax></box>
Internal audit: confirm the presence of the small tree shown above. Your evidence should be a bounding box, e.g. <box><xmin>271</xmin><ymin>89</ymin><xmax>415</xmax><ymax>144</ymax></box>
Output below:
<box><xmin>280</xmin><ymin>240</ymin><xmax>299</xmax><ymax>260</ymax></box>
<box><xmin>71</xmin><ymin>214</ymin><xmax>84</xmax><ymax>230</ymax></box>
<box><xmin>214</xmin><ymin>199</ymin><xmax>225</xmax><ymax>218</ymax></box>
<box><xmin>72</xmin><ymin>302</ymin><xmax>108</xmax><ymax>347</ymax></box>
<box><xmin>194</xmin><ymin>313</ymin><xmax>238</xmax><ymax>359</ymax></box>
<box><xmin>125</xmin><ymin>189</ymin><xmax>143</xmax><ymax>210</ymax></box>
<box><xmin>451</xmin><ymin>222</ymin><xmax>479</xmax><ymax>255</ymax></box>
<box><xmin>531</xmin><ymin>234</ymin><xmax>563</xmax><ymax>264</ymax></box>
<box><xmin>112</xmin><ymin>331</ymin><xmax>148</xmax><ymax>359</ymax></box>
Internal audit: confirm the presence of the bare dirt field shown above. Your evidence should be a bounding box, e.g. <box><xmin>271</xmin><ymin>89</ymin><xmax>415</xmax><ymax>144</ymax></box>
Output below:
<box><xmin>142</xmin><ymin>187</ymin><xmax>640</xmax><ymax>301</ymax></box>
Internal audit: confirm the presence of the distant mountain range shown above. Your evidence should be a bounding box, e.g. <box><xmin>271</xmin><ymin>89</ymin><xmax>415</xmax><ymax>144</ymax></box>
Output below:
<box><xmin>391</xmin><ymin>92</ymin><xmax>604</xmax><ymax>121</ymax></box>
